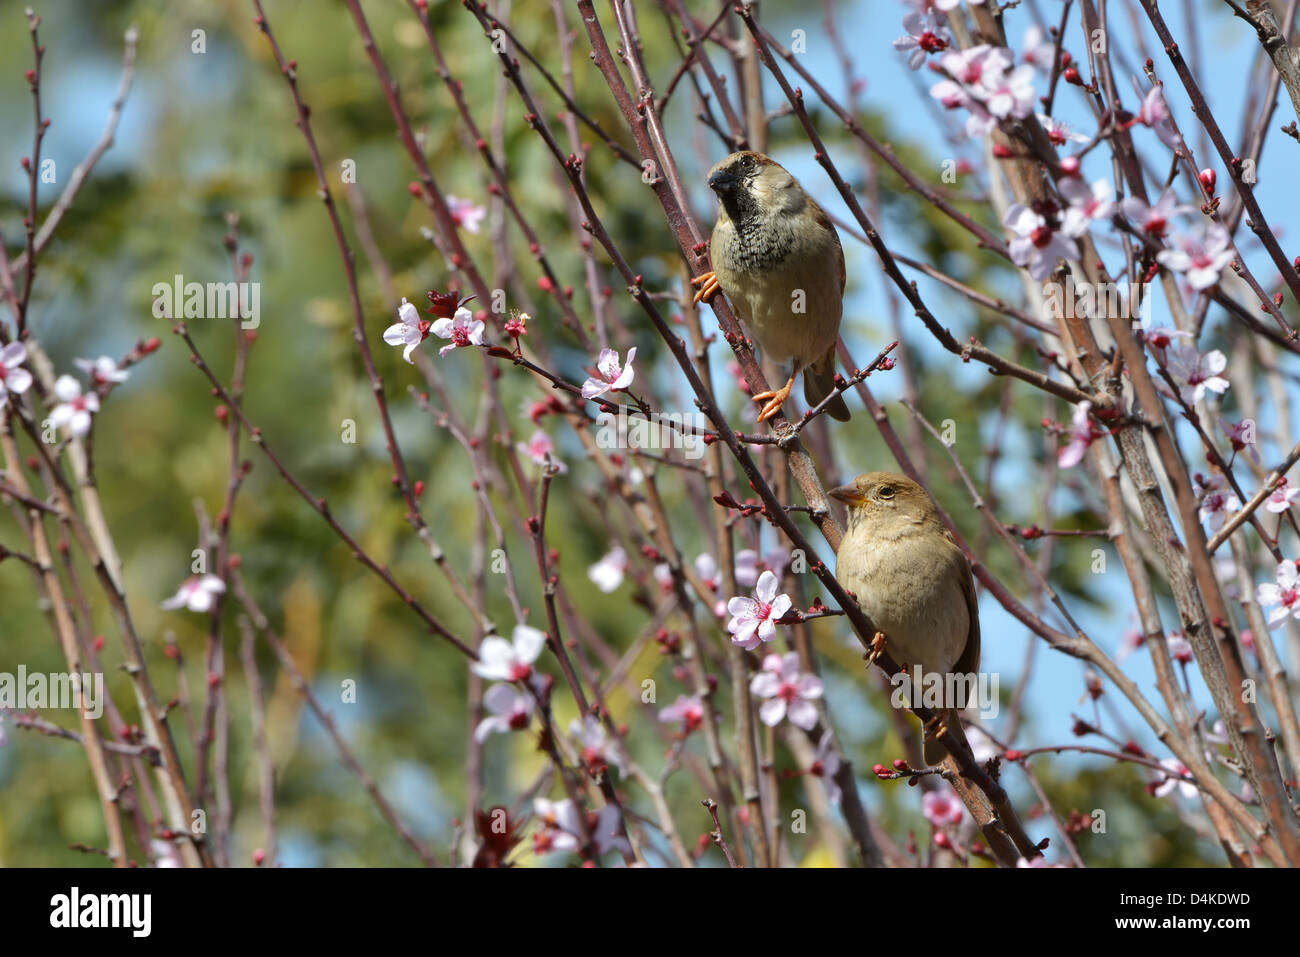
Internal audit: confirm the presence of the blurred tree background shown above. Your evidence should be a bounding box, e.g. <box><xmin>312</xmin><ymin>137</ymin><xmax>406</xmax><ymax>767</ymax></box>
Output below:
<box><xmin>0</xmin><ymin>0</ymin><xmax>1227</xmax><ymax>866</ymax></box>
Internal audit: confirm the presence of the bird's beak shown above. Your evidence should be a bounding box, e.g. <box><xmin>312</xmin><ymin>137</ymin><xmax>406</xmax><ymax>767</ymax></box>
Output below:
<box><xmin>828</xmin><ymin>484</ymin><xmax>864</xmax><ymax>506</ymax></box>
<box><xmin>707</xmin><ymin>168</ymin><xmax>738</xmax><ymax>194</ymax></box>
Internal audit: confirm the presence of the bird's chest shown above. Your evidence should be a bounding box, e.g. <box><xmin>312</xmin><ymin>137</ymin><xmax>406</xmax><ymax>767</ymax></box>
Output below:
<box><xmin>711</xmin><ymin>217</ymin><xmax>840</xmax><ymax>364</ymax></box>
<box><xmin>837</xmin><ymin>528</ymin><xmax>970</xmax><ymax>674</ymax></box>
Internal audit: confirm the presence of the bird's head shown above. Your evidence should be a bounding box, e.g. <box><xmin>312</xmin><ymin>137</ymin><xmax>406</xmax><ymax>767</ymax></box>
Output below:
<box><xmin>706</xmin><ymin>151</ymin><xmax>801</xmax><ymax>221</ymax></box>
<box><xmin>829</xmin><ymin>472</ymin><xmax>938</xmax><ymax>532</ymax></box>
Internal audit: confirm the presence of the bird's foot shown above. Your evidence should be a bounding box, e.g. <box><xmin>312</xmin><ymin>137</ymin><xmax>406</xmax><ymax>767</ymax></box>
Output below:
<box><xmin>691</xmin><ymin>270</ymin><xmax>720</xmax><ymax>304</ymax></box>
<box><xmin>866</xmin><ymin>631</ymin><xmax>888</xmax><ymax>667</ymax></box>
<box><xmin>752</xmin><ymin>379</ymin><xmax>794</xmax><ymax>422</ymax></box>
<box><xmin>922</xmin><ymin>713</ymin><xmax>951</xmax><ymax>760</ymax></box>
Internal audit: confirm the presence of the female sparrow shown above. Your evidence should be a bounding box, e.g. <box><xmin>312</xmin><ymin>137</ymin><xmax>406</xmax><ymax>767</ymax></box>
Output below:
<box><xmin>830</xmin><ymin>471</ymin><xmax>979</xmax><ymax>765</ymax></box>
<box><xmin>693</xmin><ymin>151</ymin><xmax>851</xmax><ymax>422</ymax></box>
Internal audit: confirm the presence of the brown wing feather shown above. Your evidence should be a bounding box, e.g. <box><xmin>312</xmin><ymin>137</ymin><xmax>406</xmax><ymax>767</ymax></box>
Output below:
<box><xmin>947</xmin><ymin>529</ymin><xmax>981</xmax><ymax>678</ymax></box>
<box><xmin>809</xmin><ymin>200</ymin><xmax>846</xmax><ymax>296</ymax></box>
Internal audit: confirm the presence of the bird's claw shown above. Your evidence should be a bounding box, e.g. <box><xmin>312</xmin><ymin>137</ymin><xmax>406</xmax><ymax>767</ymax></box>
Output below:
<box><xmin>751</xmin><ymin>381</ymin><xmax>793</xmax><ymax>422</ymax></box>
<box><xmin>691</xmin><ymin>270</ymin><xmax>721</xmax><ymax>305</ymax></box>
<box><xmin>866</xmin><ymin>631</ymin><xmax>888</xmax><ymax>667</ymax></box>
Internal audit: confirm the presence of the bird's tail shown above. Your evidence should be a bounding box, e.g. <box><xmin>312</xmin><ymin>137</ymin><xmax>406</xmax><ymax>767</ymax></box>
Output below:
<box><xmin>803</xmin><ymin>346</ymin><xmax>850</xmax><ymax>421</ymax></box>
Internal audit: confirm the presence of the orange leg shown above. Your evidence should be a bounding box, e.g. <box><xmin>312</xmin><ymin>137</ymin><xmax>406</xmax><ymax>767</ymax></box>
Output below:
<box><xmin>691</xmin><ymin>270</ymin><xmax>721</xmax><ymax>304</ymax></box>
<box><xmin>751</xmin><ymin>370</ymin><xmax>797</xmax><ymax>422</ymax></box>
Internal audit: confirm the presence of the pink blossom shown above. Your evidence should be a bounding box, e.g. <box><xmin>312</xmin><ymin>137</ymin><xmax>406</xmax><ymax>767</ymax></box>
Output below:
<box><xmin>1257</xmin><ymin>560</ymin><xmax>1300</xmax><ymax>628</ymax></box>
<box><xmin>1059</xmin><ymin>178</ymin><xmax>1115</xmax><ymax>237</ymax></box>
<box><xmin>50</xmin><ymin>375</ymin><xmax>99</xmax><ymax>437</ymax></box>
<box><xmin>810</xmin><ymin>730</ymin><xmax>842</xmax><ymax>804</ymax></box>
<box><xmin>1157</xmin><ymin>224</ymin><xmax>1235</xmax><ymax>291</ymax></box>
<box><xmin>922</xmin><ymin>790</ymin><xmax>965</xmax><ymax>827</ymax></box>
<box><xmin>1225</xmin><ymin>420</ymin><xmax>1260</xmax><ymax>464</ymax></box>
<box><xmin>1194</xmin><ymin>473</ymin><xmax>1240</xmax><ymax>531</ymax></box>
<box><xmin>1167</xmin><ymin>632</ymin><xmax>1193</xmax><ymax>664</ymax></box>
<box><xmin>570</xmin><ymin>715</ymin><xmax>625</xmax><ymax>776</ymax></box>
<box><xmin>1038</xmin><ymin>114</ymin><xmax>1089</xmax><ymax>147</ymax></box>
<box><xmin>1266</xmin><ymin>480</ymin><xmax>1300</xmax><ymax>514</ymax></box>
<box><xmin>894</xmin><ymin>12</ymin><xmax>950</xmax><ymax>70</ymax></box>
<box><xmin>725</xmin><ymin>570</ymin><xmax>792</xmax><ymax>651</ymax></box>
<box><xmin>518</xmin><ymin>429</ymin><xmax>566</xmax><ymax>473</ymax></box>
<box><xmin>581</xmin><ymin>347</ymin><xmax>637</xmax><ymax>400</ymax></box>
<box><xmin>74</xmin><ymin>356</ymin><xmax>130</xmax><ymax>386</ymax></box>
<box><xmin>0</xmin><ymin>342</ymin><xmax>33</xmax><ymax>409</ymax></box>
<box><xmin>1153</xmin><ymin>759</ymin><xmax>1198</xmax><ymax>799</ymax></box>
<box><xmin>1133</xmin><ymin>78</ymin><xmax>1180</xmax><ymax>150</ymax></box>
<box><xmin>981</xmin><ymin>63</ymin><xmax>1037</xmax><ymax>120</ymax></box>
<box><xmin>1004</xmin><ymin>204</ymin><xmax>1080</xmax><ymax>280</ymax></box>
<box><xmin>588</xmin><ymin>545</ymin><xmax>628</xmax><ymax>593</ymax></box>
<box><xmin>382</xmin><ymin>298</ymin><xmax>432</xmax><ymax>363</ymax></box>
<box><xmin>1120</xmin><ymin>190</ymin><xmax>1191</xmax><ymax>240</ymax></box>
<box><xmin>472</xmin><ymin>624</ymin><xmax>546</xmax><ymax>682</ymax></box>
<box><xmin>447</xmin><ymin>195</ymin><xmax>486</xmax><ymax>234</ymax></box>
<box><xmin>934</xmin><ymin>0</ymin><xmax>983</xmax><ymax>10</ymax></box>
<box><xmin>162</xmin><ymin>574</ymin><xmax>226</xmax><ymax>613</ymax></box>
<box><xmin>1058</xmin><ymin>401</ymin><xmax>1097</xmax><ymax>468</ymax></box>
<box><xmin>735</xmin><ymin>548</ymin><xmax>791</xmax><ymax>588</ymax></box>
<box><xmin>1021</xmin><ymin>25</ymin><xmax>1057</xmax><ymax>70</ymax></box>
<box><xmin>1116</xmin><ymin>629</ymin><xmax>1145</xmax><ymax>665</ymax></box>
<box><xmin>749</xmin><ymin>652</ymin><xmax>824</xmax><ymax>730</ymax></box>
<box><xmin>533</xmin><ymin>798</ymin><xmax>581</xmax><ymax>854</ymax></box>
<box><xmin>659</xmin><ymin>694</ymin><xmax>705</xmax><ymax>734</ymax></box>
<box><xmin>430</xmin><ymin>307</ymin><xmax>485</xmax><ymax>357</ymax></box>
<box><xmin>474</xmin><ymin>683</ymin><xmax>534</xmax><ymax>742</ymax></box>
<box><xmin>1165</xmin><ymin>342</ymin><xmax>1229</xmax><ymax>404</ymax></box>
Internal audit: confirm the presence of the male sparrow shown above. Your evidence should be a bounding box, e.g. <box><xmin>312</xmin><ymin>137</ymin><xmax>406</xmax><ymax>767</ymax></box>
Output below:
<box><xmin>694</xmin><ymin>151</ymin><xmax>851</xmax><ymax>422</ymax></box>
<box><xmin>830</xmin><ymin>472</ymin><xmax>980</xmax><ymax>765</ymax></box>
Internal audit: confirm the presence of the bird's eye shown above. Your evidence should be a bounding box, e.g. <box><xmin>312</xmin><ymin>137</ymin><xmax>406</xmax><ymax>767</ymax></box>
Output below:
<box><xmin>877</xmin><ymin>485</ymin><xmax>895</xmax><ymax>500</ymax></box>
<box><xmin>741</xmin><ymin>155</ymin><xmax>754</xmax><ymax>171</ymax></box>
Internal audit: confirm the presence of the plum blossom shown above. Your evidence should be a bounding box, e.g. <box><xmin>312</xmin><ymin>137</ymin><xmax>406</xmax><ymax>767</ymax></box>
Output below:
<box><xmin>50</xmin><ymin>375</ymin><xmax>99</xmax><ymax>437</ymax></box>
<box><xmin>447</xmin><ymin>195</ymin><xmax>486</xmax><ymax>234</ymax></box>
<box><xmin>1157</xmin><ymin>224</ymin><xmax>1235</xmax><ymax>291</ymax></box>
<box><xmin>933</xmin><ymin>0</ymin><xmax>983</xmax><ymax>11</ymax></box>
<box><xmin>1165</xmin><ymin>341</ymin><xmax>1230</xmax><ymax>405</ymax></box>
<box><xmin>726</xmin><ymin>570</ymin><xmax>792</xmax><ymax>650</ymax></box>
<box><xmin>1038</xmin><ymin>114</ymin><xmax>1088</xmax><ymax>147</ymax></box>
<box><xmin>1266</xmin><ymin>479</ymin><xmax>1300</xmax><ymax>514</ymax></box>
<box><xmin>533</xmin><ymin>798</ymin><xmax>581</xmax><ymax>854</ymax></box>
<box><xmin>518</xmin><ymin>430</ymin><xmax>566</xmax><ymax>473</ymax></box>
<box><xmin>1225</xmin><ymin>420</ymin><xmax>1260</xmax><ymax>465</ymax></box>
<box><xmin>1141</xmin><ymin>326</ymin><xmax>1192</xmax><ymax>364</ymax></box>
<box><xmin>430</xmin><ymin>306</ymin><xmax>485</xmax><ymax>357</ymax></box>
<box><xmin>894</xmin><ymin>12</ymin><xmax>950</xmax><ymax>70</ymax></box>
<box><xmin>1120</xmin><ymin>189</ymin><xmax>1190</xmax><ymax>240</ymax></box>
<box><xmin>474</xmin><ymin>683</ymin><xmax>534</xmax><ymax>742</ymax></box>
<box><xmin>1058</xmin><ymin>401</ymin><xmax>1099</xmax><ymax>468</ymax></box>
<box><xmin>0</xmin><ymin>342</ymin><xmax>33</xmax><ymax>409</ymax></box>
<box><xmin>162</xmin><ymin>574</ymin><xmax>226</xmax><ymax>613</ymax></box>
<box><xmin>750</xmin><ymin>652</ymin><xmax>824</xmax><ymax>730</ymax></box>
<box><xmin>1021</xmin><ymin>25</ymin><xmax>1057</xmax><ymax>70</ymax></box>
<box><xmin>1003</xmin><ymin>204</ymin><xmax>1079</xmax><ymax>280</ymax></box>
<box><xmin>694</xmin><ymin>553</ymin><xmax>720</xmax><ymax>591</ymax></box>
<box><xmin>659</xmin><ymin>694</ymin><xmax>705</xmax><ymax>734</ymax></box>
<box><xmin>588</xmin><ymin>545</ymin><xmax>628</xmax><ymax>593</ymax></box>
<box><xmin>590</xmin><ymin>805</ymin><xmax>632</xmax><ymax>857</ymax></box>
<box><xmin>930</xmin><ymin>45</ymin><xmax>1017</xmax><ymax>137</ymax></box>
<box><xmin>923</xmin><ymin>790</ymin><xmax>965</xmax><ymax>828</ymax></box>
<box><xmin>1167</xmin><ymin>632</ymin><xmax>1194</xmax><ymax>665</ymax></box>
<box><xmin>1059</xmin><ymin>178</ymin><xmax>1115</xmax><ymax>236</ymax></box>
<box><xmin>981</xmin><ymin>62</ymin><xmax>1037</xmax><ymax>121</ymax></box>
<box><xmin>809</xmin><ymin>730</ymin><xmax>842</xmax><ymax>803</ymax></box>
<box><xmin>1116</xmin><ymin>629</ymin><xmax>1145</xmax><ymax>665</ymax></box>
<box><xmin>735</xmin><ymin>547</ymin><xmax>791</xmax><ymax>588</ymax></box>
<box><xmin>570</xmin><ymin>714</ymin><xmax>625</xmax><ymax>777</ymax></box>
<box><xmin>74</xmin><ymin>356</ymin><xmax>130</xmax><ymax>386</ymax></box>
<box><xmin>1153</xmin><ymin>759</ymin><xmax>1198</xmax><ymax>799</ymax></box>
<box><xmin>1256</xmin><ymin>560</ymin><xmax>1300</xmax><ymax>628</ymax></box>
<box><xmin>1133</xmin><ymin>78</ymin><xmax>1180</xmax><ymax>150</ymax></box>
<box><xmin>581</xmin><ymin>347</ymin><xmax>636</xmax><ymax>400</ymax></box>
<box><xmin>472</xmin><ymin>624</ymin><xmax>546</xmax><ymax>682</ymax></box>
<box><xmin>383</xmin><ymin>298</ymin><xmax>431</xmax><ymax>363</ymax></box>
<box><xmin>1194</xmin><ymin>473</ymin><xmax>1240</xmax><ymax>531</ymax></box>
